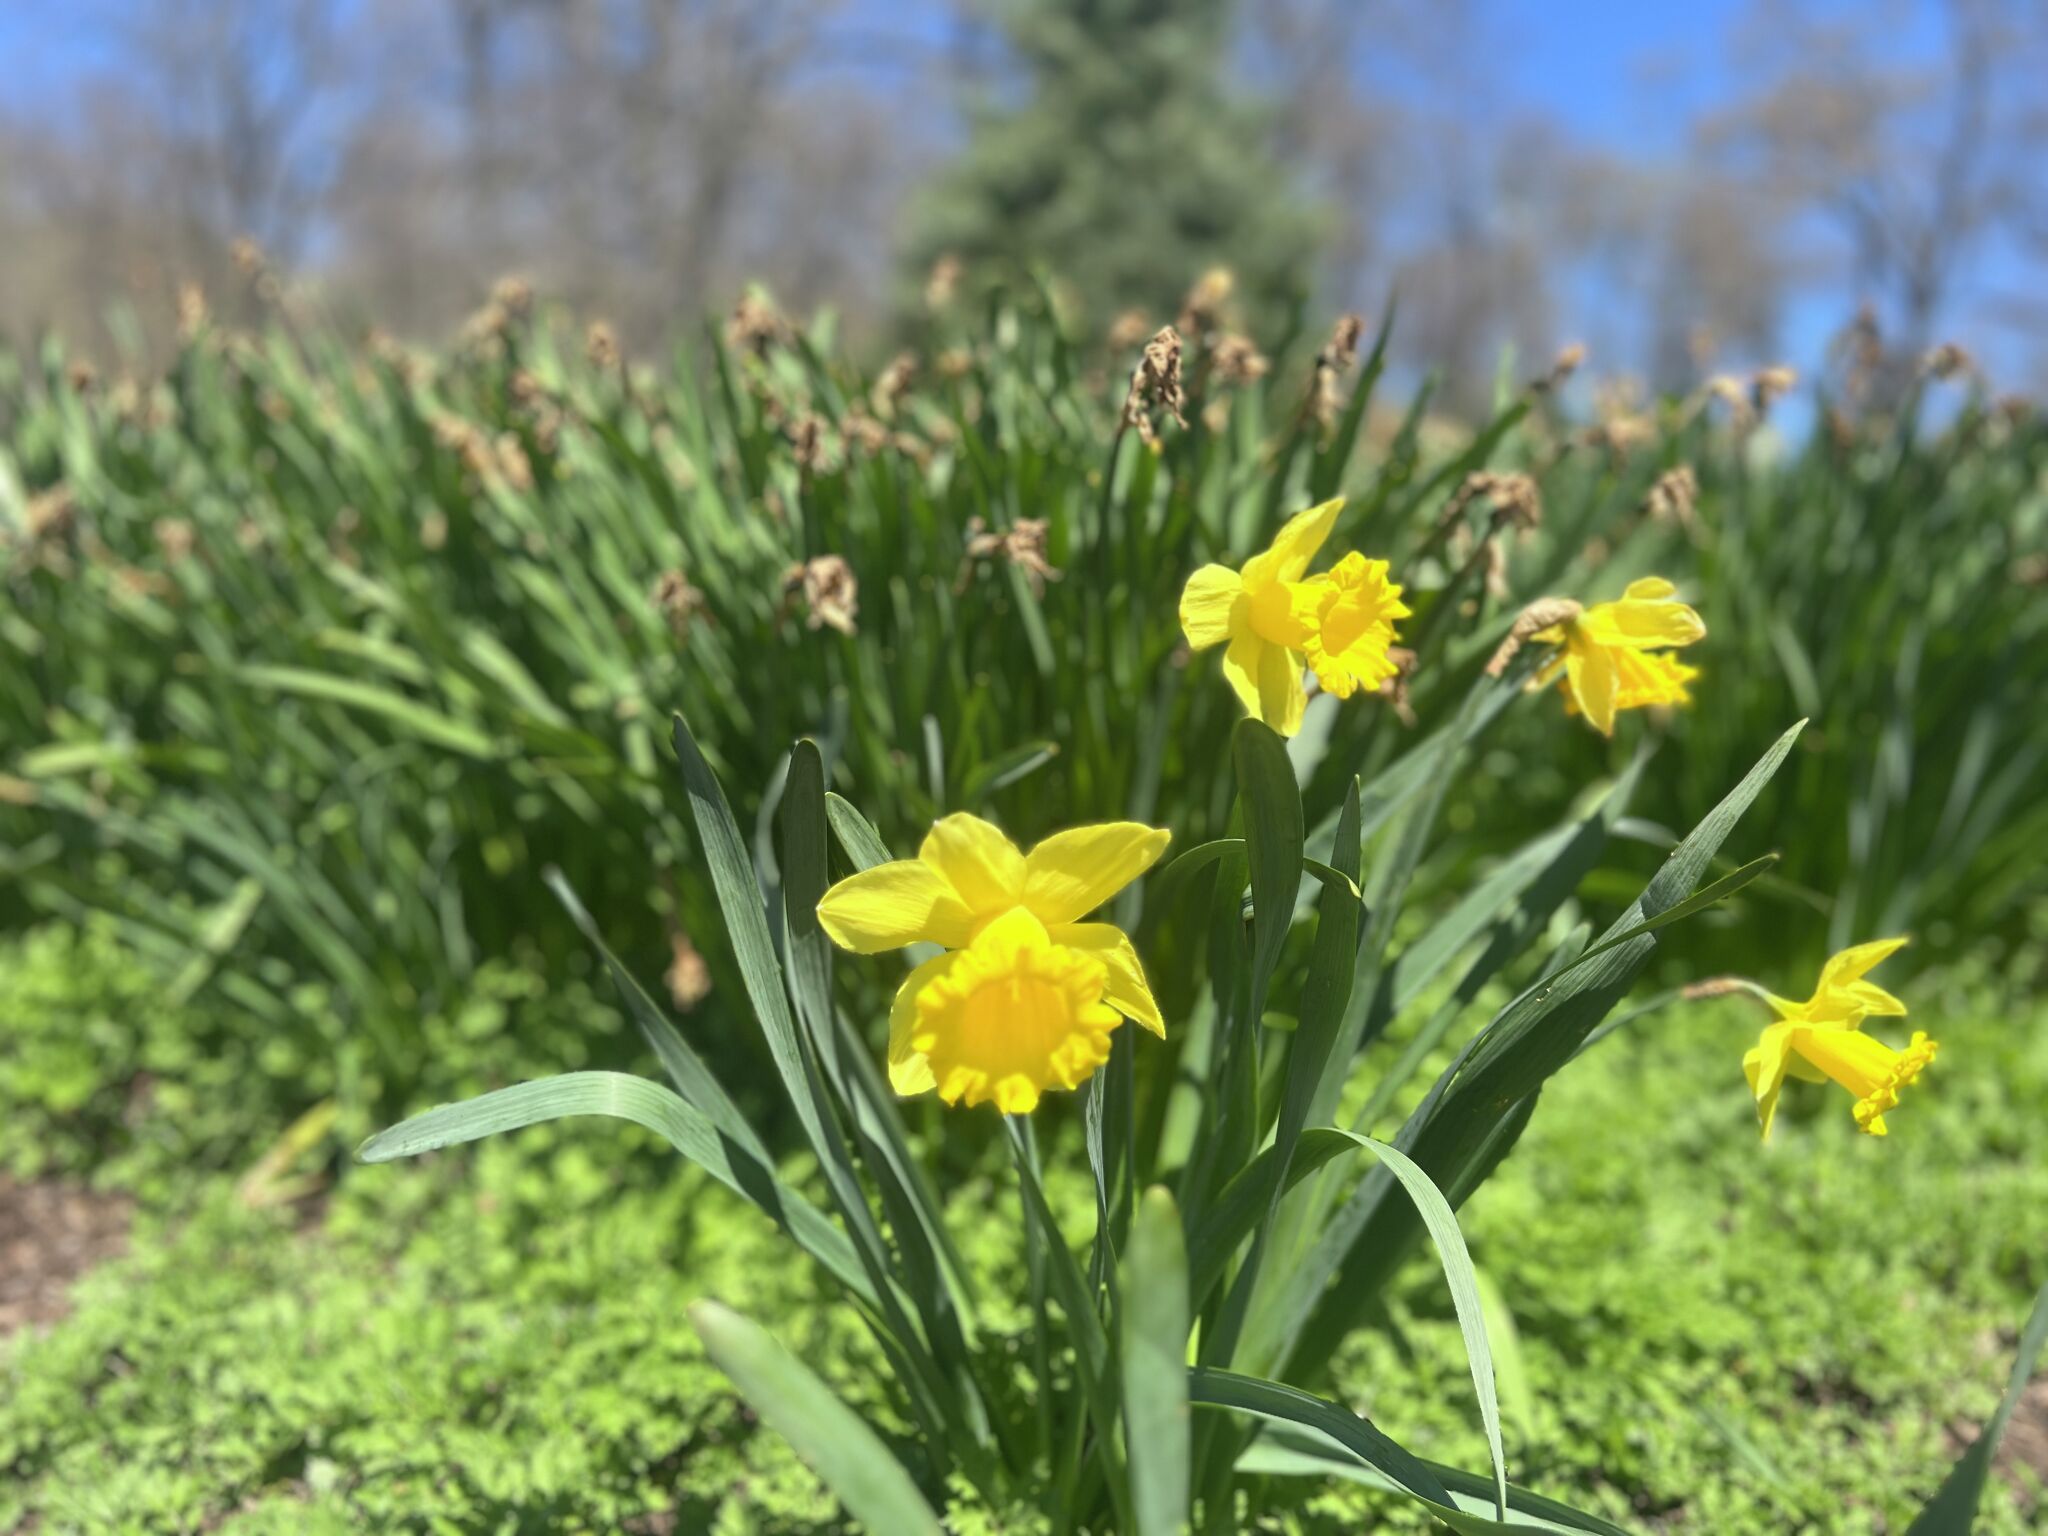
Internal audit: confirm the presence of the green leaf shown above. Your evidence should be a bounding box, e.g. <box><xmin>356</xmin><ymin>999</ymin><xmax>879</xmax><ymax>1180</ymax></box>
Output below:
<box><xmin>357</xmin><ymin>1072</ymin><xmax>870</xmax><ymax>1302</ymax></box>
<box><xmin>235</xmin><ymin>664</ymin><xmax>497</xmax><ymax>758</ymax></box>
<box><xmin>1286</xmin><ymin>722</ymin><xmax>1807</xmax><ymax>1380</ymax></box>
<box><xmin>1236</xmin><ymin>718</ymin><xmax>1304</xmax><ymax>1005</ymax></box>
<box><xmin>824</xmin><ymin>790</ymin><xmax>894</xmax><ymax>871</ymax></box>
<box><xmin>690</xmin><ymin>1300</ymin><xmax>944</xmax><ymax>1536</ymax></box>
<box><xmin>542</xmin><ymin>868</ymin><xmax>769</xmax><ymax>1164</ymax></box>
<box><xmin>1122</xmin><ymin>1187</ymin><xmax>1191</xmax><ymax>1536</ymax></box>
<box><xmin>1906</xmin><ymin>1278</ymin><xmax>2048</xmax><ymax>1535</ymax></box>
<box><xmin>1236</xmin><ymin>1429</ymin><xmax>1632</xmax><ymax>1535</ymax></box>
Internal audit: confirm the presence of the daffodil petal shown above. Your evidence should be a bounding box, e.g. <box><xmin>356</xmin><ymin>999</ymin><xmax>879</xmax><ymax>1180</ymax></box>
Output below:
<box><xmin>887</xmin><ymin>951</ymin><xmax>958</xmax><ymax>1096</ymax></box>
<box><xmin>1842</xmin><ymin>980</ymin><xmax>1908</xmax><ymax>1017</ymax></box>
<box><xmin>1565</xmin><ymin>643</ymin><xmax>1618</xmax><ymax>736</ymax></box>
<box><xmin>816</xmin><ymin>858</ymin><xmax>976</xmax><ymax>953</ymax></box>
<box><xmin>1053</xmin><ymin>922</ymin><xmax>1165</xmax><ymax>1036</ymax></box>
<box><xmin>1242</xmin><ymin>497</ymin><xmax>1343</xmax><ymax>589</ymax></box>
<box><xmin>1580</xmin><ymin>593</ymin><xmax>1706</xmax><ymax>649</ymax></box>
<box><xmin>1257</xmin><ymin>635</ymin><xmax>1308</xmax><ymax>736</ymax></box>
<box><xmin>1621</xmin><ymin>576</ymin><xmax>1677</xmax><ymax>602</ymax></box>
<box><xmin>1817</xmin><ymin>937</ymin><xmax>1909</xmax><ymax>994</ymax></box>
<box><xmin>1022</xmin><ymin>823</ymin><xmax>1172</xmax><ymax>926</ymax></box>
<box><xmin>1744</xmin><ymin>1023</ymin><xmax>1797</xmax><ymax>1140</ymax></box>
<box><xmin>919</xmin><ymin>813</ymin><xmax>1025</xmax><ymax>918</ymax></box>
<box><xmin>1179</xmin><ymin>564</ymin><xmax>1245</xmax><ymax>650</ymax></box>
<box><xmin>1221</xmin><ymin>629</ymin><xmax>1271</xmax><ymax>718</ymax></box>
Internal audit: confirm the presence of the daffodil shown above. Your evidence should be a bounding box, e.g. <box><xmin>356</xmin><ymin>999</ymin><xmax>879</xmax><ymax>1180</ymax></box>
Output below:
<box><xmin>1179</xmin><ymin>498</ymin><xmax>1408</xmax><ymax>736</ymax></box>
<box><xmin>1742</xmin><ymin>938</ymin><xmax>1937</xmax><ymax>1138</ymax></box>
<box><xmin>816</xmin><ymin>813</ymin><xmax>1170</xmax><ymax>1112</ymax></box>
<box><xmin>1532</xmin><ymin>577</ymin><xmax>1705</xmax><ymax>736</ymax></box>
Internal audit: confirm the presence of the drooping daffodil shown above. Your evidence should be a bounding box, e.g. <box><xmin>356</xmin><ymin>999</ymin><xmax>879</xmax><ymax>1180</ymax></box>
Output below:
<box><xmin>1532</xmin><ymin>577</ymin><xmax>1705</xmax><ymax>736</ymax></box>
<box><xmin>1178</xmin><ymin>498</ymin><xmax>1409</xmax><ymax>737</ymax></box>
<box><xmin>816</xmin><ymin>813</ymin><xmax>1170</xmax><ymax>1113</ymax></box>
<box><xmin>1742</xmin><ymin>938</ymin><xmax>1937</xmax><ymax>1139</ymax></box>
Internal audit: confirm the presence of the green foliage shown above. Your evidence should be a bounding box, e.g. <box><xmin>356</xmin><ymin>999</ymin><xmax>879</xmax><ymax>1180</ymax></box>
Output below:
<box><xmin>0</xmin><ymin>1142</ymin><xmax>871</xmax><ymax>1535</ymax></box>
<box><xmin>0</xmin><ymin>919</ymin><xmax>626</xmax><ymax>1200</ymax></box>
<box><xmin>1291</xmin><ymin>974</ymin><xmax>2048</xmax><ymax>1534</ymax></box>
<box><xmin>908</xmin><ymin>0</ymin><xmax>1323</xmax><ymax>326</ymax></box>
<box><xmin>3</xmin><ymin>284</ymin><xmax>2041</xmax><ymax>1160</ymax></box>
<box><xmin>7</xmin><ymin>976</ymin><xmax>2040</xmax><ymax>1534</ymax></box>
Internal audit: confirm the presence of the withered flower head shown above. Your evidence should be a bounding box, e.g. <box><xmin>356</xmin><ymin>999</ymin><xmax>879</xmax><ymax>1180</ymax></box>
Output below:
<box><xmin>787</xmin><ymin>414</ymin><xmax>835</xmax><ymax>477</ymax></box>
<box><xmin>1444</xmin><ymin>471</ymin><xmax>1543</xmax><ymax>535</ymax></box>
<box><xmin>957</xmin><ymin>516</ymin><xmax>1061</xmax><ymax>597</ymax></box>
<box><xmin>1210</xmin><ymin>331</ymin><xmax>1270</xmax><ymax>387</ymax></box>
<box><xmin>1309</xmin><ymin>313</ymin><xmax>1367</xmax><ymax>429</ymax></box>
<box><xmin>872</xmin><ymin>352</ymin><xmax>918</xmax><ymax>420</ymax></box>
<box><xmin>26</xmin><ymin>485</ymin><xmax>76</xmax><ymax>543</ymax></box>
<box><xmin>153</xmin><ymin>517</ymin><xmax>196</xmax><ymax>564</ymax></box>
<box><xmin>490</xmin><ymin>275</ymin><xmax>534</xmax><ymax>318</ymax></box>
<box><xmin>1531</xmin><ymin>342</ymin><xmax>1586</xmax><ymax>394</ymax></box>
<box><xmin>1921</xmin><ymin>343</ymin><xmax>1975</xmax><ymax>382</ymax></box>
<box><xmin>726</xmin><ymin>289</ymin><xmax>786</xmax><ymax>357</ymax></box>
<box><xmin>1751</xmin><ymin>365</ymin><xmax>1798</xmax><ymax>413</ymax></box>
<box><xmin>1176</xmin><ymin>266</ymin><xmax>1235</xmax><ymax>338</ymax></box>
<box><xmin>1486</xmin><ymin>597</ymin><xmax>1584</xmax><ymax>678</ymax></box>
<box><xmin>177</xmin><ymin>283</ymin><xmax>209</xmax><ymax>341</ymax></box>
<box><xmin>1643</xmin><ymin>465</ymin><xmax>1699</xmax><ymax>530</ymax></box>
<box><xmin>1121</xmin><ymin>326</ymin><xmax>1186</xmax><ymax>446</ymax></box>
<box><xmin>652</xmin><ymin>568</ymin><xmax>707</xmax><ymax>639</ymax></box>
<box><xmin>230</xmin><ymin>237</ymin><xmax>266</xmax><ymax>277</ymax></box>
<box><xmin>495</xmin><ymin>433</ymin><xmax>533</xmax><ymax>493</ymax></box>
<box><xmin>786</xmin><ymin>554</ymin><xmax>859</xmax><ymax>636</ymax></box>
<box><xmin>666</xmin><ymin>929</ymin><xmax>713</xmax><ymax>1011</ymax></box>
<box><xmin>925</xmin><ymin>254</ymin><xmax>963</xmax><ymax>312</ymax></box>
<box><xmin>586</xmin><ymin>321</ymin><xmax>621</xmax><ymax>372</ymax></box>
<box><xmin>1377</xmin><ymin>645</ymin><xmax>1419</xmax><ymax>727</ymax></box>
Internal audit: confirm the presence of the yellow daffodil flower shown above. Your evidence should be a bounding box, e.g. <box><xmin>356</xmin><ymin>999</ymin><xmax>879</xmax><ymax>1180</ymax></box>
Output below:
<box><xmin>816</xmin><ymin>813</ymin><xmax>1170</xmax><ymax>1112</ymax></box>
<box><xmin>1179</xmin><ymin>498</ymin><xmax>1408</xmax><ymax>736</ymax></box>
<box><xmin>1742</xmin><ymin>938</ymin><xmax>1937</xmax><ymax>1139</ymax></box>
<box><xmin>1532</xmin><ymin>577</ymin><xmax>1705</xmax><ymax>736</ymax></box>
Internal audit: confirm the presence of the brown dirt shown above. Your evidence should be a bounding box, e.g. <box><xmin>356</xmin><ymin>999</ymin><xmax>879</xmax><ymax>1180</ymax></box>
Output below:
<box><xmin>1999</xmin><ymin>1376</ymin><xmax>2048</xmax><ymax>1493</ymax></box>
<box><xmin>0</xmin><ymin>1174</ymin><xmax>134</xmax><ymax>1335</ymax></box>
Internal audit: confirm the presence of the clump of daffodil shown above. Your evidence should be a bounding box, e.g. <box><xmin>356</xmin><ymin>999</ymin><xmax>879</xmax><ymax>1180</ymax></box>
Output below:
<box><xmin>1178</xmin><ymin>498</ymin><xmax>1409</xmax><ymax>736</ymax></box>
<box><xmin>816</xmin><ymin>813</ymin><xmax>1169</xmax><ymax>1113</ymax></box>
<box><xmin>1530</xmin><ymin>577</ymin><xmax>1705</xmax><ymax>736</ymax></box>
<box><xmin>1741</xmin><ymin>937</ymin><xmax>1937</xmax><ymax>1139</ymax></box>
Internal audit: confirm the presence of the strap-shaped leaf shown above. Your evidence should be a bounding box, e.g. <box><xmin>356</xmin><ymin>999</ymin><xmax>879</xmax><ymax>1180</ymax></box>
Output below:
<box><xmin>1906</xmin><ymin>1278</ymin><xmax>2048</xmax><ymax>1535</ymax></box>
<box><xmin>1284</xmin><ymin>722</ymin><xmax>1806</xmax><ymax>1381</ymax></box>
<box><xmin>691</xmin><ymin>1300</ymin><xmax>944</xmax><ymax>1536</ymax></box>
<box><xmin>1236</xmin><ymin>1429</ymin><xmax>1631</xmax><ymax>1536</ymax></box>
<box><xmin>543</xmin><ymin>867</ymin><xmax>769</xmax><ymax>1164</ymax></box>
<box><xmin>357</xmin><ymin>1072</ymin><xmax>870</xmax><ymax>1303</ymax></box>
<box><xmin>1122</xmin><ymin>1188</ymin><xmax>1191</xmax><ymax>1536</ymax></box>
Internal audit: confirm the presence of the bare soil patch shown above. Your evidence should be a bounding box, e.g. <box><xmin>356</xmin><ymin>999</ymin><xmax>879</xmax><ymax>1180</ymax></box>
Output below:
<box><xmin>0</xmin><ymin>1174</ymin><xmax>134</xmax><ymax>1335</ymax></box>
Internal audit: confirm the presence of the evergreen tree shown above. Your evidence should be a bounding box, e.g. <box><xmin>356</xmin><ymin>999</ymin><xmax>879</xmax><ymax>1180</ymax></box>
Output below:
<box><xmin>911</xmin><ymin>0</ymin><xmax>1324</xmax><ymax>331</ymax></box>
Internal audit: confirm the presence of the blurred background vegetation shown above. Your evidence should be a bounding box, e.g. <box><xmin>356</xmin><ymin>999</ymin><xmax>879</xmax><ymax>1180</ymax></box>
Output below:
<box><xmin>6</xmin><ymin>0</ymin><xmax>2048</xmax><ymax>405</ymax></box>
<box><xmin>3</xmin><ymin>1</ymin><xmax>2046</xmax><ymax>1531</ymax></box>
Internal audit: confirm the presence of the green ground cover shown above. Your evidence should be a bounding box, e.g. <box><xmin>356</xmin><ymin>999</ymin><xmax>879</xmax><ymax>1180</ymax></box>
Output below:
<box><xmin>4</xmin><ymin>928</ymin><xmax>2040</xmax><ymax>1534</ymax></box>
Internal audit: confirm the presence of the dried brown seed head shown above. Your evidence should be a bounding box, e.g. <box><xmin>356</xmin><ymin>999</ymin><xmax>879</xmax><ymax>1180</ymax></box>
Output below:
<box><xmin>925</xmin><ymin>254</ymin><xmax>963</xmax><ymax>312</ymax></box>
<box><xmin>1487</xmin><ymin>597</ymin><xmax>1583</xmax><ymax>677</ymax></box>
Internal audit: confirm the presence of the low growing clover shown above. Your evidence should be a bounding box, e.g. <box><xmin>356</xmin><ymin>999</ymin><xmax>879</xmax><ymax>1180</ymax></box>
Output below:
<box><xmin>816</xmin><ymin>813</ymin><xmax>1170</xmax><ymax>1113</ymax></box>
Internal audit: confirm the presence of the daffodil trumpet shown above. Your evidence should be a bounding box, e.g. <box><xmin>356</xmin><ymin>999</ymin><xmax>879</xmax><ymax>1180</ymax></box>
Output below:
<box><xmin>1739</xmin><ymin>938</ymin><xmax>1936</xmax><ymax>1139</ymax></box>
<box><xmin>817</xmin><ymin>812</ymin><xmax>1170</xmax><ymax>1113</ymax></box>
<box><xmin>1178</xmin><ymin>498</ymin><xmax>1409</xmax><ymax>737</ymax></box>
<box><xmin>1532</xmin><ymin>577</ymin><xmax>1705</xmax><ymax>736</ymax></box>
